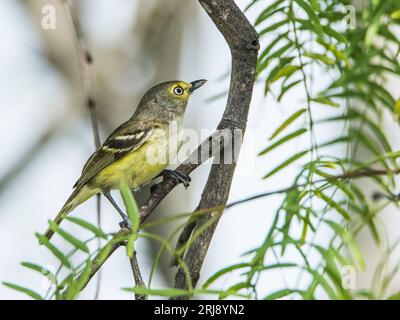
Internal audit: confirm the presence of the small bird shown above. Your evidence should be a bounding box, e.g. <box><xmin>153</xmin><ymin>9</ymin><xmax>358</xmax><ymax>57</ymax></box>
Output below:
<box><xmin>43</xmin><ymin>79</ymin><xmax>207</xmax><ymax>240</ymax></box>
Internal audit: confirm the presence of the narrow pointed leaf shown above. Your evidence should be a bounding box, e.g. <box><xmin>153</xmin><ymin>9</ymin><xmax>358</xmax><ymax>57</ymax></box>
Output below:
<box><xmin>2</xmin><ymin>282</ymin><xmax>43</xmax><ymax>300</ymax></box>
<box><xmin>259</xmin><ymin>128</ymin><xmax>307</xmax><ymax>156</ymax></box>
<box><xmin>47</xmin><ymin>221</ymin><xmax>89</xmax><ymax>253</ymax></box>
<box><xmin>263</xmin><ymin>150</ymin><xmax>309</xmax><ymax>179</ymax></box>
<box><xmin>269</xmin><ymin>109</ymin><xmax>306</xmax><ymax>140</ymax></box>
<box><xmin>35</xmin><ymin>233</ymin><xmax>72</xmax><ymax>268</ymax></box>
<box><xmin>65</xmin><ymin>216</ymin><xmax>107</xmax><ymax>239</ymax></box>
<box><xmin>314</xmin><ymin>190</ymin><xmax>351</xmax><ymax>221</ymax></box>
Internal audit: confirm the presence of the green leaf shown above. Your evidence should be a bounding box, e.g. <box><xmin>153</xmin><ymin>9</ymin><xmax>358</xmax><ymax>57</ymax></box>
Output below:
<box><xmin>258</xmin><ymin>42</ymin><xmax>294</xmax><ymax>74</ymax></box>
<box><xmin>2</xmin><ymin>282</ymin><xmax>43</xmax><ymax>300</ymax></box>
<box><xmin>388</xmin><ymin>292</ymin><xmax>400</xmax><ymax>300</ymax></box>
<box><xmin>301</xmin><ymin>209</ymin><xmax>310</xmax><ymax>241</ymax></box>
<box><xmin>317</xmin><ymin>137</ymin><xmax>349</xmax><ymax>149</ymax></box>
<box><xmin>35</xmin><ymin>233</ymin><xmax>72</xmax><ymax>268</ymax></box>
<box><xmin>259</xmin><ymin>128</ymin><xmax>307</xmax><ymax>156</ymax></box>
<box><xmin>21</xmin><ymin>262</ymin><xmax>57</xmax><ymax>286</ymax></box>
<box><xmin>294</xmin><ymin>0</ymin><xmax>323</xmax><ymax>35</ymax></box>
<box><xmin>278</xmin><ymin>79</ymin><xmax>302</xmax><ymax>101</ymax></box>
<box><xmin>365</xmin><ymin>22</ymin><xmax>379</xmax><ymax>47</ymax></box>
<box><xmin>303</xmin><ymin>267</ymin><xmax>338</xmax><ymax>299</ymax></box>
<box><xmin>65</xmin><ymin>216</ymin><xmax>107</xmax><ymax>239</ymax></box>
<box><xmin>259</xmin><ymin>19</ymin><xmax>289</xmax><ymax>36</ymax></box>
<box><xmin>393</xmin><ymin>98</ymin><xmax>400</xmax><ymax>119</ymax></box>
<box><xmin>317</xmin><ymin>38</ymin><xmax>352</xmax><ymax>70</ymax></box>
<box><xmin>119</xmin><ymin>183</ymin><xmax>139</xmax><ymax>230</ymax></box>
<box><xmin>268</xmin><ymin>65</ymin><xmax>301</xmax><ymax>84</ymax></box>
<box><xmin>391</xmin><ymin>10</ymin><xmax>400</xmax><ymax>19</ymax></box>
<box><xmin>264</xmin><ymin>57</ymin><xmax>297</xmax><ymax>93</ymax></box>
<box><xmin>219</xmin><ymin>282</ymin><xmax>250</xmax><ymax>299</ymax></box>
<box><xmin>258</xmin><ymin>33</ymin><xmax>288</xmax><ymax>68</ymax></box>
<box><xmin>126</xmin><ymin>233</ymin><xmax>138</xmax><ymax>258</ymax></box>
<box><xmin>351</xmin><ymin>110</ymin><xmax>393</xmax><ymax>158</ymax></box>
<box><xmin>309</xmin><ymin>0</ymin><xmax>320</xmax><ymax>12</ymax></box>
<box><xmin>324</xmin><ymin>220</ymin><xmax>365</xmax><ymax>270</ymax></box>
<box><xmin>255</xmin><ymin>0</ymin><xmax>286</xmax><ymax>26</ymax></box>
<box><xmin>304</xmin><ymin>52</ymin><xmax>335</xmax><ymax>65</ymax></box>
<box><xmin>21</xmin><ymin>262</ymin><xmax>54</xmax><ymax>277</ymax></box>
<box><xmin>64</xmin><ymin>260</ymin><xmax>92</xmax><ymax>300</ymax></box>
<box><xmin>311</xmin><ymin>97</ymin><xmax>340</xmax><ymax>108</ymax></box>
<box><xmin>313</xmin><ymin>190</ymin><xmax>351</xmax><ymax>221</ymax></box>
<box><xmin>263</xmin><ymin>288</ymin><xmax>300</xmax><ymax>300</ymax></box>
<box><xmin>120</xmin><ymin>182</ymin><xmax>140</xmax><ymax>258</ymax></box>
<box><xmin>312</xmin><ymin>168</ymin><xmax>355</xmax><ymax>201</ymax></box>
<box><xmin>255</xmin><ymin>262</ymin><xmax>298</xmax><ymax>272</ymax></box>
<box><xmin>269</xmin><ymin>108</ymin><xmax>307</xmax><ymax>140</ymax></box>
<box><xmin>263</xmin><ymin>150</ymin><xmax>309</xmax><ymax>179</ymax></box>
<box><xmin>124</xmin><ymin>287</ymin><xmax>189</xmax><ymax>298</ymax></box>
<box><xmin>203</xmin><ymin>263</ymin><xmax>250</xmax><ymax>289</ymax></box>
<box><xmin>322</xmin><ymin>25</ymin><xmax>348</xmax><ymax>43</ymax></box>
<box><xmin>47</xmin><ymin>221</ymin><xmax>89</xmax><ymax>253</ymax></box>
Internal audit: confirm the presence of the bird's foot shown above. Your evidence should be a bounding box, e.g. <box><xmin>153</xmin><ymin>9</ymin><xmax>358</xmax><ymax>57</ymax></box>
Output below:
<box><xmin>150</xmin><ymin>183</ymin><xmax>160</xmax><ymax>194</ymax></box>
<box><xmin>162</xmin><ymin>169</ymin><xmax>191</xmax><ymax>189</ymax></box>
<box><xmin>119</xmin><ymin>216</ymin><xmax>132</xmax><ymax>230</ymax></box>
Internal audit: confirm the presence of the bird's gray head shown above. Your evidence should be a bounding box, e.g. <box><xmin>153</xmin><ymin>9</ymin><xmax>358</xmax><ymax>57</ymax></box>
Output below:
<box><xmin>133</xmin><ymin>80</ymin><xmax>207</xmax><ymax>122</ymax></box>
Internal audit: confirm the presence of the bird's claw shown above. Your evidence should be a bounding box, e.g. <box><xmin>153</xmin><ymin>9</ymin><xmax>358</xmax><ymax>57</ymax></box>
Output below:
<box><xmin>163</xmin><ymin>169</ymin><xmax>191</xmax><ymax>188</ymax></box>
<box><xmin>119</xmin><ymin>217</ymin><xmax>132</xmax><ymax>230</ymax></box>
<box><xmin>150</xmin><ymin>183</ymin><xmax>160</xmax><ymax>194</ymax></box>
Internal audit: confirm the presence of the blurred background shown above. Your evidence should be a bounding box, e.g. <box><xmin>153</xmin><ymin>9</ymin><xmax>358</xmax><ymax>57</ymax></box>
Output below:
<box><xmin>0</xmin><ymin>0</ymin><xmax>399</xmax><ymax>299</ymax></box>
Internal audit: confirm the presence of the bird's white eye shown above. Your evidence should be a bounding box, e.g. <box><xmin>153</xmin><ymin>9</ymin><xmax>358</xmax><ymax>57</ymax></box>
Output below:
<box><xmin>173</xmin><ymin>86</ymin><xmax>184</xmax><ymax>95</ymax></box>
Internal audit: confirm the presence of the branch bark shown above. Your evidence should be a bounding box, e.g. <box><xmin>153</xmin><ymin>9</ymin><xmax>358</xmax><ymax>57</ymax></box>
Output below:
<box><xmin>172</xmin><ymin>0</ymin><xmax>259</xmax><ymax>298</ymax></box>
<box><xmin>129</xmin><ymin>253</ymin><xmax>147</xmax><ymax>300</ymax></box>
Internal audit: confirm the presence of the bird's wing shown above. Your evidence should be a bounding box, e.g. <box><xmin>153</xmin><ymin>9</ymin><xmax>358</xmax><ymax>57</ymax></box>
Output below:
<box><xmin>73</xmin><ymin>121</ymin><xmax>154</xmax><ymax>189</ymax></box>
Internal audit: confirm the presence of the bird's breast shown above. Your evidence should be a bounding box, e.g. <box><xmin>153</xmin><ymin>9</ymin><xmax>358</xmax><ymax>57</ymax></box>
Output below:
<box><xmin>95</xmin><ymin>126</ymin><xmax>183</xmax><ymax>190</ymax></box>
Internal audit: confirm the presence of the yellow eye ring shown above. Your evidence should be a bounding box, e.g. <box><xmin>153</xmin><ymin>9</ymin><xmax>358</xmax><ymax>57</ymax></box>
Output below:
<box><xmin>173</xmin><ymin>86</ymin><xmax>184</xmax><ymax>96</ymax></box>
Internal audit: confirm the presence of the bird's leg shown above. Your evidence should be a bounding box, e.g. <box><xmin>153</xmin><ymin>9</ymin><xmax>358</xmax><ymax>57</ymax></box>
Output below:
<box><xmin>103</xmin><ymin>192</ymin><xmax>132</xmax><ymax>229</ymax></box>
<box><xmin>161</xmin><ymin>169</ymin><xmax>191</xmax><ymax>188</ymax></box>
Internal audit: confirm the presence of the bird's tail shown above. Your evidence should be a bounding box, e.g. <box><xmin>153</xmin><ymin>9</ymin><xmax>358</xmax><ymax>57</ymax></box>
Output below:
<box><xmin>43</xmin><ymin>185</ymin><xmax>97</xmax><ymax>241</ymax></box>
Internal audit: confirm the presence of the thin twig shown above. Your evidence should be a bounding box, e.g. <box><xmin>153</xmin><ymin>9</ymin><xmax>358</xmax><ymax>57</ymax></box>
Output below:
<box><xmin>129</xmin><ymin>253</ymin><xmax>147</xmax><ymax>300</ymax></box>
<box><xmin>62</xmin><ymin>0</ymin><xmax>100</xmax><ymax>147</ymax></box>
<box><xmin>62</xmin><ymin>0</ymin><xmax>102</xmax><ymax>299</ymax></box>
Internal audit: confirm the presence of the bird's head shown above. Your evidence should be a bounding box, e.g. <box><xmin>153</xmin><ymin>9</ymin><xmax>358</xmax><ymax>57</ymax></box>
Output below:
<box><xmin>135</xmin><ymin>79</ymin><xmax>207</xmax><ymax>121</ymax></box>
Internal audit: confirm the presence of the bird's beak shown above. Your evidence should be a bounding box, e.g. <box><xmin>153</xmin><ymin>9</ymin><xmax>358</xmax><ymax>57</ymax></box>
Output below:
<box><xmin>189</xmin><ymin>79</ymin><xmax>207</xmax><ymax>94</ymax></box>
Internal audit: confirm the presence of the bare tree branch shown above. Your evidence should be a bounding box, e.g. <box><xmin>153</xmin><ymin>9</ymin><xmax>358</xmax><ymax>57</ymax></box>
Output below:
<box><xmin>172</xmin><ymin>0</ymin><xmax>259</xmax><ymax>298</ymax></box>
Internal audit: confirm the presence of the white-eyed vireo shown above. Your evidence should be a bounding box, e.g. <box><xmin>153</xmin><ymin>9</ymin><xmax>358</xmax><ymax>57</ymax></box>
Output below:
<box><xmin>44</xmin><ymin>79</ymin><xmax>207</xmax><ymax>240</ymax></box>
